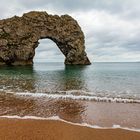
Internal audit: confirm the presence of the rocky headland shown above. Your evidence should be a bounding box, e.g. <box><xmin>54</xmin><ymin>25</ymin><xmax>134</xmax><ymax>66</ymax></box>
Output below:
<box><xmin>0</xmin><ymin>11</ymin><xmax>91</xmax><ymax>65</ymax></box>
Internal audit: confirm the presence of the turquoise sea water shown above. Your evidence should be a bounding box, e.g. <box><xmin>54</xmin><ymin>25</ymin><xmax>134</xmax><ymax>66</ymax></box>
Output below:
<box><xmin>0</xmin><ymin>62</ymin><xmax>140</xmax><ymax>129</ymax></box>
<box><xmin>0</xmin><ymin>62</ymin><xmax>140</xmax><ymax>102</ymax></box>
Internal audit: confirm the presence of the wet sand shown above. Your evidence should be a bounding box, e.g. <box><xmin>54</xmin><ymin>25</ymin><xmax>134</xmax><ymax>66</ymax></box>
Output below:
<box><xmin>0</xmin><ymin>118</ymin><xmax>140</xmax><ymax>140</ymax></box>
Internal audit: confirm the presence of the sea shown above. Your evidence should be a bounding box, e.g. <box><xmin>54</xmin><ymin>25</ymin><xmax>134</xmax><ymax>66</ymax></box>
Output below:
<box><xmin>0</xmin><ymin>62</ymin><xmax>140</xmax><ymax>130</ymax></box>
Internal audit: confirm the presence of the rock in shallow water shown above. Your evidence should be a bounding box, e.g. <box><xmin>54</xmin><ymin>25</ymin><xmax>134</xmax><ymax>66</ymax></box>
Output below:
<box><xmin>0</xmin><ymin>11</ymin><xmax>91</xmax><ymax>65</ymax></box>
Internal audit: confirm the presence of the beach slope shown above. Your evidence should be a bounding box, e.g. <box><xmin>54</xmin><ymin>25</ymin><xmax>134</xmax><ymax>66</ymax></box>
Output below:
<box><xmin>0</xmin><ymin>118</ymin><xmax>140</xmax><ymax>140</ymax></box>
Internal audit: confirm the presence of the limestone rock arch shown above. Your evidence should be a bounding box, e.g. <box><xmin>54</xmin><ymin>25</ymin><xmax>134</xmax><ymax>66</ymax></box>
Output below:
<box><xmin>0</xmin><ymin>11</ymin><xmax>91</xmax><ymax>65</ymax></box>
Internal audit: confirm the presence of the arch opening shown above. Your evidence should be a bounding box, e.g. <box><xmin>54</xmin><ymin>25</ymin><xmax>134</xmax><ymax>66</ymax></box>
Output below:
<box><xmin>34</xmin><ymin>39</ymin><xmax>65</xmax><ymax>63</ymax></box>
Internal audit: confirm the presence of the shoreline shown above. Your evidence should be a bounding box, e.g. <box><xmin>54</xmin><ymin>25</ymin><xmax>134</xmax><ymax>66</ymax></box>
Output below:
<box><xmin>0</xmin><ymin>92</ymin><xmax>140</xmax><ymax>130</ymax></box>
<box><xmin>1</xmin><ymin>115</ymin><xmax>140</xmax><ymax>132</ymax></box>
<box><xmin>0</xmin><ymin>118</ymin><xmax>140</xmax><ymax>140</ymax></box>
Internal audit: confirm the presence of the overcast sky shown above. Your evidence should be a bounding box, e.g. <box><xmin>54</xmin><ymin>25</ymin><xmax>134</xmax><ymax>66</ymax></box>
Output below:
<box><xmin>0</xmin><ymin>0</ymin><xmax>140</xmax><ymax>62</ymax></box>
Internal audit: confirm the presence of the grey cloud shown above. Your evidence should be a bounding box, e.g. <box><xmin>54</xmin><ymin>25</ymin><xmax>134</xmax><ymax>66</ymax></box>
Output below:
<box><xmin>1</xmin><ymin>0</ymin><xmax>140</xmax><ymax>19</ymax></box>
<box><xmin>85</xmin><ymin>22</ymin><xmax>140</xmax><ymax>62</ymax></box>
<box><xmin>18</xmin><ymin>0</ymin><xmax>140</xmax><ymax>18</ymax></box>
<box><xmin>18</xmin><ymin>0</ymin><xmax>121</xmax><ymax>11</ymax></box>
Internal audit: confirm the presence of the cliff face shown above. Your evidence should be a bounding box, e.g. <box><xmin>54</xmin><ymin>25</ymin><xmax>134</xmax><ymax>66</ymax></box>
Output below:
<box><xmin>0</xmin><ymin>11</ymin><xmax>91</xmax><ymax>65</ymax></box>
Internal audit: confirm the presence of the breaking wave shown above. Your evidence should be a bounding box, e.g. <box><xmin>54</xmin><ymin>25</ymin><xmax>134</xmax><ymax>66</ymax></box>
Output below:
<box><xmin>2</xmin><ymin>90</ymin><xmax>140</xmax><ymax>104</ymax></box>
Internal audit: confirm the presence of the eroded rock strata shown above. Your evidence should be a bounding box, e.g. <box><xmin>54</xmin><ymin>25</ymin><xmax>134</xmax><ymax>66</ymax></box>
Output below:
<box><xmin>0</xmin><ymin>11</ymin><xmax>91</xmax><ymax>65</ymax></box>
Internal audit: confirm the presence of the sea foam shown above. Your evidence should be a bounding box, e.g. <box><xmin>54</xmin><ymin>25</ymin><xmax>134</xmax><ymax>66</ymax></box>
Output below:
<box><xmin>14</xmin><ymin>91</ymin><xmax>140</xmax><ymax>103</ymax></box>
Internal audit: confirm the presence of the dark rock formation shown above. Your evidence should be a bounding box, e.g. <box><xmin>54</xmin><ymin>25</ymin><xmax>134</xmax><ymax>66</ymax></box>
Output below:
<box><xmin>0</xmin><ymin>11</ymin><xmax>91</xmax><ymax>65</ymax></box>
